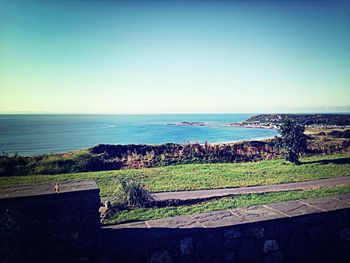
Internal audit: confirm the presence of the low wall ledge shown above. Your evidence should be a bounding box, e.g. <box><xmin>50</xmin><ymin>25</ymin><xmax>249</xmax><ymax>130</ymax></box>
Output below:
<box><xmin>106</xmin><ymin>194</ymin><xmax>350</xmax><ymax>232</ymax></box>
<box><xmin>0</xmin><ymin>179</ymin><xmax>99</xmax><ymax>200</ymax></box>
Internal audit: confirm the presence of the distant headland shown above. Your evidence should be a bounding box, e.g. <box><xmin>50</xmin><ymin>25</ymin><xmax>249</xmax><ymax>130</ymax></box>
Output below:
<box><xmin>168</xmin><ymin>114</ymin><xmax>350</xmax><ymax>129</ymax></box>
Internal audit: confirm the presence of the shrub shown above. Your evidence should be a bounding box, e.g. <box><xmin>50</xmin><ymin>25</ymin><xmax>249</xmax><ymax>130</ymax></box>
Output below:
<box><xmin>113</xmin><ymin>177</ymin><xmax>154</xmax><ymax>208</ymax></box>
<box><xmin>278</xmin><ymin>119</ymin><xmax>308</xmax><ymax>165</ymax></box>
<box><xmin>0</xmin><ymin>154</ymin><xmax>30</xmax><ymax>176</ymax></box>
<box><xmin>328</xmin><ymin>130</ymin><xmax>350</xmax><ymax>138</ymax></box>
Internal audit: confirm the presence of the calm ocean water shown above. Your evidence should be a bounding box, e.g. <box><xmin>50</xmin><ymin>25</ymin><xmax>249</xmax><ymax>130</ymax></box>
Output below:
<box><xmin>0</xmin><ymin>114</ymin><xmax>278</xmax><ymax>156</ymax></box>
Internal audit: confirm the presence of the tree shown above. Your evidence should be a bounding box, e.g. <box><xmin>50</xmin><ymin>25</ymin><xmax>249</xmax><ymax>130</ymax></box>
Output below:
<box><xmin>278</xmin><ymin>119</ymin><xmax>308</xmax><ymax>165</ymax></box>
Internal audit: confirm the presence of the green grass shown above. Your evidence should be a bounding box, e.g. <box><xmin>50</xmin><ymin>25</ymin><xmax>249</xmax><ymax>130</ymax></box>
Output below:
<box><xmin>104</xmin><ymin>184</ymin><xmax>350</xmax><ymax>225</ymax></box>
<box><xmin>0</xmin><ymin>153</ymin><xmax>349</xmax><ymax>197</ymax></box>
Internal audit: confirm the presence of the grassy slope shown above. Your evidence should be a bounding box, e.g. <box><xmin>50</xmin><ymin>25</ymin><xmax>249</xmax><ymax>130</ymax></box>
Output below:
<box><xmin>0</xmin><ymin>153</ymin><xmax>349</xmax><ymax>197</ymax></box>
<box><xmin>105</xmin><ymin>184</ymin><xmax>350</xmax><ymax>225</ymax></box>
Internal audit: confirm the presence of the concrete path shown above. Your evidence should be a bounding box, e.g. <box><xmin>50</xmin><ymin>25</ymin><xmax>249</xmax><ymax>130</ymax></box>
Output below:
<box><xmin>151</xmin><ymin>176</ymin><xmax>350</xmax><ymax>202</ymax></box>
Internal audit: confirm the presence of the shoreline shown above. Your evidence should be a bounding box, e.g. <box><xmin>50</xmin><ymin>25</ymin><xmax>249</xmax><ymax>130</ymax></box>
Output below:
<box><xmin>209</xmin><ymin>136</ymin><xmax>276</xmax><ymax>146</ymax></box>
<box><xmin>166</xmin><ymin>121</ymin><xmax>278</xmax><ymax>130</ymax></box>
<box><xmin>2</xmin><ymin>125</ymin><xmax>350</xmax><ymax>177</ymax></box>
<box><xmin>3</xmin><ymin>113</ymin><xmax>350</xmax><ymax>157</ymax></box>
<box><xmin>168</xmin><ymin>121</ymin><xmax>350</xmax><ymax>130</ymax></box>
<box><xmin>10</xmin><ymin>136</ymin><xmax>277</xmax><ymax>157</ymax></box>
<box><xmin>6</xmin><ymin>124</ymin><xmax>349</xmax><ymax>157</ymax></box>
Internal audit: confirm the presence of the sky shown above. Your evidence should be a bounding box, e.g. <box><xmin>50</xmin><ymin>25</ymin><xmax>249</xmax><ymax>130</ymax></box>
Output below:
<box><xmin>0</xmin><ymin>0</ymin><xmax>349</xmax><ymax>114</ymax></box>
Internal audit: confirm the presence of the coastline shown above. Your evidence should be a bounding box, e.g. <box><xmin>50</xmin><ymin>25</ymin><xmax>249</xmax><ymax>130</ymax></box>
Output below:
<box><xmin>2</xmin><ymin>113</ymin><xmax>349</xmax><ymax>158</ymax></box>
<box><xmin>209</xmin><ymin>136</ymin><xmax>276</xmax><ymax>146</ymax></box>
<box><xmin>0</xmin><ymin>114</ymin><xmax>274</xmax><ymax>156</ymax></box>
<box><xmin>167</xmin><ymin>114</ymin><xmax>350</xmax><ymax>130</ymax></box>
<box><xmin>166</xmin><ymin>121</ymin><xmax>278</xmax><ymax>130</ymax></box>
<box><xmin>2</xmin><ymin>124</ymin><xmax>350</xmax><ymax>177</ymax></box>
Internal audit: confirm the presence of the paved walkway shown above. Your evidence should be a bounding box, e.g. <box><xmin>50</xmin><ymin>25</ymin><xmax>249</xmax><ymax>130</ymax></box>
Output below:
<box><xmin>151</xmin><ymin>176</ymin><xmax>350</xmax><ymax>202</ymax></box>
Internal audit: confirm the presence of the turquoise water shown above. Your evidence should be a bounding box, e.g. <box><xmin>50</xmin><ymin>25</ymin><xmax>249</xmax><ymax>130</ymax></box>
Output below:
<box><xmin>0</xmin><ymin>114</ymin><xmax>278</xmax><ymax>156</ymax></box>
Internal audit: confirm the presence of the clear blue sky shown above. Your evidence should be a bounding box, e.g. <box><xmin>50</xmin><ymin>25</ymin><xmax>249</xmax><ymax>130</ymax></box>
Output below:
<box><xmin>0</xmin><ymin>0</ymin><xmax>349</xmax><ymax>113</ymax></box>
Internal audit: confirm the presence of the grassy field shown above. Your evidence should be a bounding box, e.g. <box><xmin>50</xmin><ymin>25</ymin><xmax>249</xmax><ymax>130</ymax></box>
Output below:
<box><xmin>0</xmin><ymin>153</ymin><xmax>349</xmax><ymax>197</ymax></box>
<box><xmin>105</xmin><ymin>184</ymin><xmax>350</xmax><ymax>225</ymax></box>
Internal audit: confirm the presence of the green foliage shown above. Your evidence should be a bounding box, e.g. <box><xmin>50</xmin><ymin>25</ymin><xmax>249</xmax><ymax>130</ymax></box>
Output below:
<box><xmin>278</xmin><ymin>119</ymin><xmax>308</xmax><ymax>164</ymax></box>
<box><xmin>0</xmin><ymin>150</ymin><xmax>123</xmax><ymax>177</ymax></box>
<box><xmin>328</xmin><ymin>129</ymin><xmax>350</xmax><ymax>138</ymax></box>
<box><xmin>32</xmin><ymin>155</ymin><xmax>76</xmax><ymax>174</ymax></box>
<box><xmin>0</xmin><ymin>153</ymin><xmax>349</xmax><ymax>197</ymax></box>
<box><xmin>1</xmin><ymin>132</ymin><xmax>347</xmax><ymax>177</ymax></box>
<box><xmin>112</xmin><ymin>177</ymin><xmax>154</xmax><ymax>208</ymax></box>
<box><xmin>244</xmin><ymin>114</ymin><xmax>350</xmax><ymax>126</ymax></box>
<box><xmin>0</xmin><ymin>153</ymin><xmax>30</xmax><ymax>176</ymax></box>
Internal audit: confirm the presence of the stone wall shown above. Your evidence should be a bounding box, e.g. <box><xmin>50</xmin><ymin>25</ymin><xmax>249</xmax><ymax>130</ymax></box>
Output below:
<box><xmin>1</xmin><ymin>181</ymin><xmax>350</xmax><ymax>263</ymax></box>
<box><xmin>0</xmin><ymin>180</ymin><xmax>101</xmax><ymax>263</ymax></box>
<box><xmin>101</xmin><ymin>195</ymin><xmax>350</xmax><ymax>263</ymax></box>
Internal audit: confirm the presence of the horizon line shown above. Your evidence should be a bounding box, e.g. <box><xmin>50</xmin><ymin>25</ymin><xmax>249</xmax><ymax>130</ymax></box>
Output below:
<box><xmin>1</xmin><ymin>112</ymin><xmax>350</xmax><ymax>115</ymax></box>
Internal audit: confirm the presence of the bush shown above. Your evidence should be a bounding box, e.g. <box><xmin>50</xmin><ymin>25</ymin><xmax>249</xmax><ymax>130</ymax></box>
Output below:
<box><xmin>113</xmin><ymin>177</ymin><xmax>154</xmax><ymax>208</ymax></box>
<box><xmin>328</xmin><ymin>130</ymin><xmax>350</xmax><ymax>138</ymax></box>
<box><xmin>278</xmin><ymin>119</ymin><xmax>308</xmax><ymax>165</ymax></box>
<box><xmin>0</xmin><ymin>154</ymin><xmax>30</xmax><ymax>176</ymax></box>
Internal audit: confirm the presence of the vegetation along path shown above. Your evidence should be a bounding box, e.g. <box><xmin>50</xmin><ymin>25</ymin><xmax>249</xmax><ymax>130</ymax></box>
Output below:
<box><xmin>150</xmin><ymin>176</ymin><xmax>350</xmax><ymax>202</ymax></box>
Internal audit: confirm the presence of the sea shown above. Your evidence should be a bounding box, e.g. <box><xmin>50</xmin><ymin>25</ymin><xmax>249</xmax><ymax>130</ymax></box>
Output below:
<box><xmin>0</xmin><ymin>114</ymin><xmax>278</xmax><ymax>156</ymax></box>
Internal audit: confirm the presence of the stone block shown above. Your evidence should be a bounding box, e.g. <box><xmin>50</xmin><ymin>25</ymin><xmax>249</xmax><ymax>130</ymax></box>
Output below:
<box><xmin>237</xmin><ymin>239</ymin><xmax>263</xmax><ymax>263</ymax></box>
<box><xmin>307</xmin><ymin>225</ymin><xmax>326</xmax><ymax>236</ymax></box>
<box><xmin>106</xmin><ymin>221</ymin><xmax>148</xmax><ymax>229</ymax></box>
<box><xmin>224</xmin><ymin>251</ymin><xmax>236</xmax><ymax>263</ymax></box>
<box><xmin>267</xmin><ymin>200</ymin><xmax>323</xmax><ymax>217</ymax></box>
<box><xmin>161</xmin><ymin>240</ymin><xmax>179</xmax><ymax>256</ymax></box>
<box><xmin>263</xmin><ymin>240</ymin><xmax>279</xmax><ymax>253</ymax></box>
<box><xmin>150</xmin><ymin>250</ymin><xmax>173</xmax><ymax>263</ymax></box>
<box><xmin>339</xmin><ymin>227</ymin><xmax>350</xmax><ymax>240</ymax></box>
<box><xmin>179</xmin><ymin>255</ymin><xmax>194</xmax><ymax>263</ymax></box>
<box><xmin>302</xmin><ymin>197</ymin><xmax>350</xmax><ymax>212</ymax></box>
<box><xmin>335</xmin><ymin>193</ymin><xmax>350</xmax><ymax>205</ymax></box>
<box><xmin>285</xmin><ymin>228</ymin><xmax>327</xmax><ymax>262</ymax></box>
<box><xmin>192</xmin><ymin>210</ymin><xmax>241</xmax><ymax>228</ymax></box>
<box><xmin>180</xmin><ymin>237</ymin><xmax>193</xmax><ymax>257</ymax></box>
<box><xmin>195</xmin><ymin>235</ymin><xmax>222</xmax><ymax>263</ymax></box>
<box><xmin>224</xmin><ymin>229</ymin><xmax>242</xmax><ymax>240</ymax></box>
<box><xmin>229</xmin><ymin>206</ymin><xmax>286</xmax><ymax>223</ymax></box>
<box><xmin>244</xmin><ymin>227</ymin><xmax>265</xmax><ymax>239</ymax></box>
<box><xmin>263</xmin><ymin>251</ymin><xmax>284</xmax><ymax>263</ymax></box>
<box><xmin>337</xmin><ymin>210</ymin><xmax>350</xmax><ymax>228</ymax></box>
<box><xmin>264</xmin><ymin>221</ymin><xmax>290</xmax><ymax>241</ymax></box>
<box><xmin>224</xmin><ymin>239</ymin><xmax>241</xmax><ymax>252</ymax></box>
<box><xmin>147</xmin><ymin>216</ymin><xmax>203</xmax><ymax>229</ymax></box>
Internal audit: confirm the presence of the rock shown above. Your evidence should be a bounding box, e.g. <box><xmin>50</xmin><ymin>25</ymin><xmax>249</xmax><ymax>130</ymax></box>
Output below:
<box><xmin>285</xmin><ymin>229</ymin><xmax>325</xmax><ymax>262</ymax></box>
<box><xmin>237</xmin><ymin>239</ymin><xmax>263</xmax><ymax>263</ymax></box>
<box><xmin>224</xmin><ymin>239</ymin><xmax>241</xmax><ymax>251</ymax></box>
<box><xmin>180</xmin><ymin>237</ymin><xmax>193</xmax><ymax>257</ymax></box>
<box><xmin>150</xmin><ymin>250</ymin><xmax>173</xmax><ymax>263</ymax></box>
<box><xmin>94</xmin><ymin>255</ymin><xmax>111</xmax><ymax>263</ymax></box>
<box><xmin>337</xmin><ymin>211</ymin><xmax>350</xmax><ymax>228</ymax></box>
<box><xmin>307</xmin><ymin>225</ymin><xmax>325</xmax><ymax>236</ymax></box>
<box><xmin>265</xmin><ymin>223</ymin><xmax>289</xmax><ymax>241</ymax></box>
<box><xmin>339</xmin><ymin>228</ymin><xmax>350</xmax><ymax>240</ymax></box>
<box><xmin>224</xmin><ymin>251</ymin><xmax>236</xmax><ymax>263</ymax></box>
<box><xmin>179</xmin><ymin>256</ymin><xmax>194</xmax><ymax>263</ymax></box>
<box><xmin>98</xmin><ymin>206</ymin><xmax>108</xmax><ymax>222</ymax></box>
<box><xmin>263</xmin><ymin>240</ymin><xmax>279</xmax><ymax>253</ymax></box>
<box><xmin>224</xmin><ymin>229</ymin><xmax>243</xmax><ymax>240</ymax></box>
<box><xmin>104</xmin><ymin>201</ymin><xmax>112</xmax><ymax>209</ymax></box>
<box><xmin>263</xmin><ymin>252</ymin><xmax>284</xmax><ymax>263</ymax></box>
<box><xmin>195</xmin><ymin>235</ymin><xmax>222</xmax><ymax>263</ymax></box>
<box><xmin>244</xmin><ymin>227</ymin><xmax>265</xmax><ymax>239</ymax></box>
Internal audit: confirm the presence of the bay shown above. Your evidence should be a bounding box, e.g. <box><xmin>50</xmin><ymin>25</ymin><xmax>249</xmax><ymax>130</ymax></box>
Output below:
<box><xmin>0</xmin><ymin>114</ymin><xmax>278</xmax><ymax>156</ymax></box>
